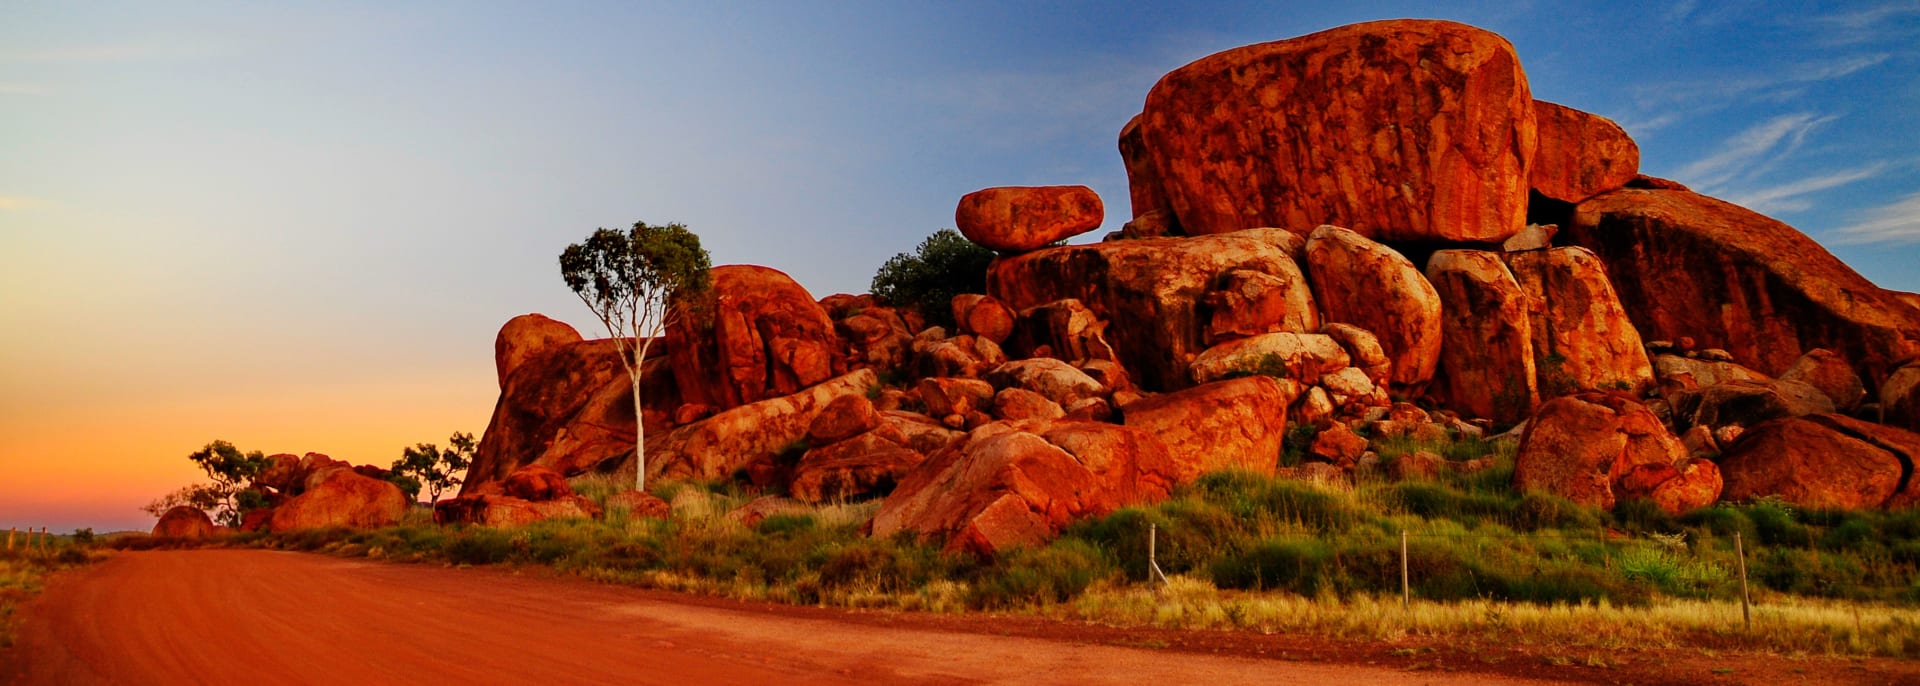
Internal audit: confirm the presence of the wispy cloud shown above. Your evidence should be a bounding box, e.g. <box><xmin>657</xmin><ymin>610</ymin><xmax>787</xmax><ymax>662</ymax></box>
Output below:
<box><xmin>1675</xmin><ymin>112</ymin><xmax>1837</xmax><ymax>189</ymax></box>
<box><xmin>1632</xmin><ymin>54</ymin><xmax>1889</xmax><ymax>111</ymax></box>
<box><xmin>1723</xmin><ymin>164</ymin><xmax>1886</xmax><ymax>214</ymax></box>
<box><xmin>1830</xmin><ymin>191</ymin><xmax>1920</xmax><ymax>244</ymax></box>
<box><xmin>1808</xmin><ymin>3</ymin><xmax>1920</xmax><ymax>46</ymax></box>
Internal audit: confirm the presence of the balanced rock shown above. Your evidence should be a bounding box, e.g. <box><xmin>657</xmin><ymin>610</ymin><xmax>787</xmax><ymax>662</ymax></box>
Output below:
<box><xmin>1135</xmin><ymin>20</ymin><xmax>1532</xmax><ymax>243</ymax></box>
<box><xmin>666</xmin><ymin>265</ymin><xmax>843</xmax><ymax>411</ymax></box>
<box><xmin>1529</xmin><ymin>101</ymin><xmax>1639</xmax><ymax>204</ymax></box>
<box><xmin>989</xmin><ymin>228</ymin><xmax>1309</xmax><ymax>391</ymax></box>
<box><xmin>1426</xmin><ymin>249</ymin><xmax>1537</xmax><ymax>425</ymax></box>
<box><xmin>1304</xmin><ymin>225</ymin><xmax>1442</xmax><ymax>387</ymax></box>
<box><xmin>1202</xmin><ymin>267</ymin><xmax>1319</xmax><ymax>344</ymax></box>
<box><xmin>1565</xmin><ymin>188</ymin><xmax>1920</xmax><ymax>384</ymax></box>
<box><xmin>871</xmin><ymin>419</ymin><xmax>1174</xmax><ymax>556</ymax></box>
<box><xmin>270</xmin><ymin>468</ymin><xmax>410</xmax><ymax>533</ymax></box>
<box><xmin>955</xmin><ymin>186</ymin><xmax>1104</xmax><ymax>254</ymax></box>
<box><xmin>152</xmin><ymin>506</ymin><xmax>217</xmax><ymax>539</ymax></box>
<box><xmin>1718</xmin><ymin>414</ymin><xmax>1920</xmax><ymax>510</ymax></box>
<box><xmin>1122</xmin><ymin>376</ymin><xmax>1297</xmax><ymax>482</ymax></box>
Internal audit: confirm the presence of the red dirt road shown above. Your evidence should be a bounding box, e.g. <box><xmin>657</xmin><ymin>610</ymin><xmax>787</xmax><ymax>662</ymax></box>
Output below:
<box><xmin>5</xmin><ymin>550</ymin><xmax>1553</xmax><ymax>685</ymax></box>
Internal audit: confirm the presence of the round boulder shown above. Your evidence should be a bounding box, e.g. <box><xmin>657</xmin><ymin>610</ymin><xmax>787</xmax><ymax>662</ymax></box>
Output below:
<box><xmin>955</xmin><ymin>186</ymin><xmax>1104</xmax><ymax>253</ymax></box>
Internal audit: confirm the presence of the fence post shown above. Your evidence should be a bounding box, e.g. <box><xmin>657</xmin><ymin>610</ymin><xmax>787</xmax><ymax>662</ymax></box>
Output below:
<box><xmin>6</xmin><ymin>527</ymin><xmax>13</xmax><ymax>551</ymax></box>
<box><xmin>1400</xmin><ymin>529</ymin><xmax>1410</xmax><ymax>609</ymax></box>
<box><xmin>1148</xmin><ymin>524</ymin><xmax>1170</xmax><ymax>587</ymax></box>
<box><xmin>1735</xmin><ymin>532</ymin><xmax>1752</xmax><ymax>630</ymax></box>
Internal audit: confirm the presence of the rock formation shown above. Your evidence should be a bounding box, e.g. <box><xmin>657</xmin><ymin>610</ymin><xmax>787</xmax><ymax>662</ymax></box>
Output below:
<box><xmin>1303</xmin><ymin>225</ymin><xmax>1442</xmax><ymax>387</ymax></box>
<box><xmin>666</xmin><ymin>265</ymin><xmax>844</xmax><ymax>411</ymax></box>
<box><xmin>1528</xmin><ymin>101</ymin><xmax>1639</xmax><ymax>204</ymax></box>
<box><xmin>152</xmin><ymin>506</ymin><xmax>217</xmax><ymax>539</ymax></box>
<box><xmin>955</xmin><ymin>186</ymin><xmax>1104</xmax><ymax>254</ymax></box>
<box><xmin>269</xmin><ymin>468</ymin><xmax>411</xmax><ymax>533</ymax></box>
<box><xmin>1718</xmin><ymin>414</ymin><xmax>1919</xmax><ymax>510</ymax></box>
<box><xmin>1426</xmin><ymin>250</ymin><xmax>1537</xmax><ymax>425</ymax></box>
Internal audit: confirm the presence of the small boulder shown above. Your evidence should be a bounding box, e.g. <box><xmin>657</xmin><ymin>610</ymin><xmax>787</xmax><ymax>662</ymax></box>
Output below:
<box><xmin>153</xmin><ymin>506</ymin><xmax>217</xmax><ymax>539</ymax></box>
<box><xmin>1003</xmin><ymin>299</ymin><xmax>1118</xmax><ymax>366</ymax></box>
<box><xmin>994</xmin><ymin>387</ymin><xmax>1065</xmax><ymax>421</ymax></box>
<box><xmin>271</xmin><ymin>469</ymin><xmax>411</xmax><ymax>532</ymax></box>
<box><xmin>604</xmin><ymin>490</ymin><xmax>671</xmax><ymax>519</ymax></box>
<box><xmin>1389</xmin><ymin>450</ymin><xmax>1447</xmax><ymax>482</ymax></box>
<box><xmin>502</xmin><ymin>464</ymin><xmax>573</xmax><ymax>502</ymax></box>
<box><xmin>917</xmin><ymin>377</ymin><xmax>996</xmax><ymax>418</ymax></box>
<box><xmin>985</xmin><ymin>358</ymin><xmax>1107</xmax><ymax>407</ymax></box>
<box><xmin>1778</xmin><ymin>348</ymin><xmax>1866</xmax><ymax>412</ymax></box>
<box><xmin>1321</xmin><ymin>323</ymin><xmax>1391</xmax><ymax>385</ymax></box>
<box><xmin>1512</xmin><ymin>393</ymin><xmax>1691</xmax><ymax>511</ymax></box>
<box><xmin>790</xmin><ymin>431</ymin><xmax>926</xmax><ymax>503</ymax></box>
<box><xmin>955</xmin><ymin>186</ymin><xmax>1104</xmax><ymax>253</ymax></box>
<box><xmin>1309</xmin><ymin>423</ymin><xmax>1369</xmax><ymax>467</ymax></box>
<box><xmin>433</xmin><ymin>494</ymin><xmax>599</xmax><ymax>527</ymax></box>
<box><xmin>1426</xmin><ymin>249</ymin><xmax>1538</xmax><ymax>425</ymax></box>
<box><xmin>1304</xmin><ymin>225</ymin><xmax>1442</xmax><ymax>387</ymax></box>
<box><xmin>1202</xmin><ymin>267</ymin><xmax>1319</xmax><ymax>344</ymax></box>
<box><xmin>808</xmin><ymin>394</ymin><xmax>883</xmax><ymax>445</ymax></box>
<box><xmin>1189</xmin><ymin>332</ymin><xmax>1350</xmax><ymax>386</ymax></box>
<box><xmin>951</xmin><ymin>294</ymin><xmax>1016</xmax><ymax>344</ymax></box>
<box><xmin>1121</xmin><ymin>376</ymin><xmax>1298</xmax><ymax>482</ymax></box>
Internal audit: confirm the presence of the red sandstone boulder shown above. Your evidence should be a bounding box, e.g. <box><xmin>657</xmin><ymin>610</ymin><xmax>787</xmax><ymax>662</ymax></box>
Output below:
<box><xmin>871</xmin><ymin>420</ymin><xmax>1175</xmax><ymax>556</ymax></box>
<box><xmin>1309</xmin><ymin>422</ymin><xmax>1369</xmax><ymax>468</ymax></box>
<box><xmin>1530</xmin><ymin>101</ymin><xmax>1639</xmax><ymax>204</ymax></box>
<box><xmin>255</xmin><ymin>453</ymin><xmax>304</xmax><ymax>495</ymax></box>
<box><xmin>790</xmin><ymin>431</ymin><xmax>926</xmax><ymax>503</ymax></box>
<box><xmin>1188</xmin><ymin>332</ymin><xmax>1350</xmax><ymax>386</ymax></box>
<box><xmin>1885</xmin><ymin>363</ymin><xmax>1920</xmax><ymax>433</ymax></box>
<box><xmin>1426</xmin><ymin>249</ymin><xmax>1538</xmax><ymax>425</ymax></box>
<box><xmin>1304</xmin><ymin>225</ymin><xmax>1442</xmax><ymax>387</ymax></box>
<box><xmin>1718</xmin><ymin>414</ymin><xmax>1919</xmax><ymax>510</ymax></box>
<box><xmin>1778</xmin><ymin>349</ymin><xmax>1866</xmax><ymax>412</ymax></box>
<box><xmin>501</xmin><ymin>464</ymin><xmax>573</xmax><ymax>502</ymax></box>
<box><xmin>1202</xmin><ymin>267</ymin><xmax>1320</xmax><ymax>344</ymax></box>
<box><xmin>917</xmin><ymin>377</ymin><xmax>996</xmax><ymax>419</ymax></box>
<box><xmin>912</xmin><ymin>330</ymin><xmax>1006</xmax><ymax>379</ymax></box>
<box><xmin>951</xmin><ymin>294</ymin><xmax>1016</xmax><ymax>344</ymax></box>
<box><xmin>835</xmin><ymin>306</ymin><xmax>915</xmax><ymax>372</ymax></box>
<box><xmin>1513</xmin><ymin>393</ymin><xmax>1698</xmax><ymax>511</ymax></box>
<box><xmin>270</xmin><ymin>469</ymin><xmax>411</xmax><ymax>532</ymax></box>
<box><xmin>1135</xmin><ymin>20</ymin><xmax>1533</xmax><ymax>243</ymax></box>
<box><xmin>1118</xmin><ymin>114</ymin><xmax>1178</xmax><ymax>230</ymax></box>
<box><xmin>432</xmin><ymin>493</ymin><xmax>599</xmax><ymax>527</ymax></box>
<box><xmin>807</xmin><ymin>394</ymin><xmax>882</xmax><ymax>445</ymax></box>
<box><xmin>955</xmin><ymin>186</ymin><xmax>1104</xmax><ymax>254</ymax></box>
<box><xmin>1122</xmin><ymin>376</ymin><xmax>1297</xmax><ymax>482</ymax></box>
<box><xmin>1671</xmin><ymin>378</ymin><xmax>1835</xmax><ymax>432</ymax></box>
<box><xmin>994</xmin><ymin>387</ymin><xmax>1064</xmax><ymax>421</ymax></box>
<box><xmin>1506</xmin><ymin>247</ymin><xmax>1654</xmax><ymax>397</ymax></box>
<box><xmin>646</xmin><ymin>369</ymin><xmax>879</xmax><ymax>482</ymax></box>
<box><xmin>1323</xmin><ymin>323</ymin><xmax>1391</xmax><ymax>385</ymax></box>
<box><xmin>604</xmin><ymin>490</ymin><xmax>671</xmax><ymax>520</ymax></box>
<box><xmin>666</xmin><ymin>265</ymin><xmax>844</xmax><ymax>411</ymax></box>
<box><xmin>1003</xmin><ymin>299</ymin><xmax>1119</xmax><ymax>365</ymax></box>
<box><xmin>1564</xmin><ymin>188</ymin><xmax>1920</xmax><ymax>385</ymax></box>
<box><xmin>152</xmin><ymin>506</ymin><xmax>217</xmax><ymax>539</ymax></box>
<box><xmin>495</xmin><ymin>313</ymin><xmax>584</xmax><ymax>386</ymax></box>
<box><xmin>988</xmin><ymin>228</ymin><xmax>1309</xmax><ymax>391</ymax></box>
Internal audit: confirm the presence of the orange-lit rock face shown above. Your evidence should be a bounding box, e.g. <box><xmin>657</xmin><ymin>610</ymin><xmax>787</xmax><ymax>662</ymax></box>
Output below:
<box><xmin>1426</xmin><ymin>249</ymin><xmax>1537</xmax><ymax>425</ymax></box>
<box><xmin>494</xmin><ymin>313</ymin><xmax>583</xmax><ymax>386</ymax></box>
<box><xmin>1137</xmin><ymin>19</ymin><xmax>1534</xmax><ymax>243</ymax></box>
<box><xmin>1513</xmin><ymin>393</ymin><xmax>1690</xmax><ymax>511</ymax></box>
<box><xmin>955</xmin><ymin>186</ymin><xmax>1104</xmax><ymax>254</ymax></box>
<box><xmin>152</xmin><ymin>506</ymin><xmax>217</xmax><ymax>539</ymax></box>
<box><xmin>269</xmin><ymin>469</ymin><xmax>410</xmax><ymax>533</ymax></box>
<box><xmin>667</xmin><ymin>265</ymin><xmax>844</xmax><ymax>411</ymax></box>
<box><xmin>1566</xmin><ymin>188</ymin><xmax>1920</xmax><ymax>384</ymax></box>
<box><xmin>1506</xmin><ymin>246</ymin><xmax>1654</xmax><ymax>399</ymax></box>
<box><xmin>1719</xmin><ymin>414</ymin><xmax>1920</xmax><ymax>511</ymax></box>
<box><xmin>1529</xmin><ymin>101</ymin><xmax>1639</xmax><ymax>203</ymax></box>
<box><xmin>1303</xmin><ymin>225</ymin><xmax>1442</xmax><ymax>388</ymax></box>
<box><xmin>1122</xmin><ymin>376</ymin><xmax>1297</xmax><ymax>483</ymax></box>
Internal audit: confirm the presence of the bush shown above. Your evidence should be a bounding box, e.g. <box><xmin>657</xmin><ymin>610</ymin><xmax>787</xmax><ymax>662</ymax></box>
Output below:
<box><xmin>967</xmin><ymin>539</ymin><xmax>1109</xmax><ymax>609</ymax></box>
<box><xmin>870</xmin><ymin>229</ymin><xmax>996</xmax><ymax>328</ymax></box>
<box><xmin>1210</xmin><ymin>537</ymin><xmax>1333</xmax><ymax>593</ymax></box>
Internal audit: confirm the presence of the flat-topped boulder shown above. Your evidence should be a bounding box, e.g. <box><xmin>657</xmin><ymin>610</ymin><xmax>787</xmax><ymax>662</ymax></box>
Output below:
<box><xmin>1134</xmin><ymin>19</ymin><xmax>1533</xmax><ymax>243</ymax></box>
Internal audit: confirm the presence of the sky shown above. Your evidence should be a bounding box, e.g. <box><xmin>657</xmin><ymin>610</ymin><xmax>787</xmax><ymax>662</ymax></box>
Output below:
<box><xmin>4</xmin><ymin>1</ymin><xmax>1918</xmax><ymax>533</ymax></box>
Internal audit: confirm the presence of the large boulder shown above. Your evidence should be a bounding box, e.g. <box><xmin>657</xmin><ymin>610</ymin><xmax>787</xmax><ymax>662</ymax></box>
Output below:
<box><xmin>1512</xmin><ymin>393</ymin><xmax>1706</xmax><ymax>511</ymax></box>
<box><xmin>1134</xmin><ymin>20</ymin><xmax>1533</xmax><ymax>243</ymax></box>
<box><xmin>988</xmin><ymin>229</ymin><xmax>1306</xmax><ymax>391</ymax></box>
<box><xmin>666</xmin><ymin>265</ymin><xmax>844</xmax><ymax>411</ymax></box>
<box><xmin>1122</xmin><ymin>376</ymin><xmax>1298</xmax><ymax>482</ymax></box>
<box><xmin>1778</xmin><ymin>349</ymin><xmax>1866</xmax><ymax>412</ymax></box>
<box><xmin>1529</xmin><ymin>101</ymin><xmax>1639</xmax><ymax>204</ymax></box>
<box><xmin>152</xmin><ymin>506</ymin><xmax>217</xmax><ymax>539</ymax></box>
<box><xmin>955</xmin><ymin>186</ymin><xmax>1104</xmax><ymax>254</ymax></box>
<box><xmin>1671</xmin><ymin>378</ymin><xmax>1835</xmax><ymax>433</ymax></box>
<box><xmin>645</xmin><ymin>369</ymin><xmax>879</xmax><ymax>482</ymax></box>
<box><xmin>871</xmin><ymin>420</ymin><xmax>1175</xmax><ymax>556</ymax></box>
<box><xmin>494</xmin><ymin>313</ymin><xmax>584</xmax><ymax>386</ymax></box>
<box><xmin>1506</xmin><ymin>247</ymin><xmax>1654</xmax><ymax>397</ymax></box>
<box><xmin>501</xmin><ymin>464</ymin><xmax>574</xmax><ymax>503</ymax></box>
<box><xmin>1564</xmin><ymin>188</ymin><xmax>1920</xmax><ymax>386</ymax></box>
<box><xmin>1426</xmin><ymin>250</ymin><xmax>1538</xmax><ymax>425</ymax></box>
<box><xmin>789</xmin><ymin>431</ymin><xmax>926</xmax><ymax>504</ymax></box>
<box><xmin>269</xmin><ymin>469</ymin><xmax>411</xmax><ymax>533</ymax></box>
<box><xmin>1885</xmin><ymin>363</ymin><xmax>1920</xmax><ymax>433</ymax></box>
<box><xmin>432</xmin><ymin>494</ymin><xmax>599</xmax><ymax>528</ymax></box>
<box><xmin>1303</xmin><ymin>225</ymin><xmax>1442</xmax><ymax>387</ymax></box>
<box><xmin>464</xmin><ymin>330</ymin><xmax>675</xmax><ymax>492</ymax></box>
<box><xmin>1003</xmin><ymin>299</ymin><xmax>1118</xmax><ymax>365</ymax></box>
<box><xmin>1188</xmin><ymin>332</ymin><xmax>1350</xmax><ymax>386</ymax></box>
<box><xmin>950</xmin><ymin>294</ymin><xmax>1016</xmax><ymax>345</ymax></box>
<box><xmin>1117</xmin><ymin>114</ymin><xmax>1177</xmax><ymax>229</ymax></box>
<box><xmin>1718</xmin><ymin>414</ymin><xmax>1920</xmax><ymax>510</ymax></box>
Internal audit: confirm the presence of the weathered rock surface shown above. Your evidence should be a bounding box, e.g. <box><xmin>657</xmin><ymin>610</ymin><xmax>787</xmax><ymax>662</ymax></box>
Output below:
<box><xmin>1122</xmin><ymin>376</ymin><xmax>1297</xmax><ymax>482</ymax></box>
<box><xmin>989</xmin><ymin>228</ymin><xmax>1310</xmax><ymax>391</ymax></box>
<box><xmin>807</xmin><ymin>394</ymin><xmax>882</xmax><ymax>445</ymax></box>
<box><xmin>1304</xmin><ymin>225</ymin><xmax>1442</xmax><ymax>387</ymax></box>
<box><xmin>872</xmin><ymin>420</ymin><xmax>1174</xmax><ymax>556</ymax></box>
<box><xmin>433</xmin><ymin>494</ymin><xmax>599</xmax><ymax>528</ymax></box>
<box><xmin>1322</xmin><ymin>323</ymin><xmax>1391</xmax><ymax>384</ymax></box>
<box><xmin>1718</xmin><ymin>414</ymin><xmax>1919</xmax><ymax>510</ymax></box>
<box><xmin>646</xmin><ymin>369</ymin><xmax>879</xmax><ymax>482</ymax></box>
<box><xmin>1512</xmin><ymin>393</ymin><xmax>1697</xmax><ymax>511</ymax></box>
<box><xmin>1506</xmin><ymin>247</ymin><xmax>1653</xmax><ymax>397</ymax></box>
<box><xmin>1118</xmin><ymin>114</ymin><xmax>1177</xmax><ymax>228</ymax></box>
<box><xmin>495</xmin><ymin>313</ymin><xmax>583</xmax><ymax>386</ymax></box>
<box><xmin>951</xmin><ymin>294</ymin><xmax>1016</xmax><ymax>345</ymax></box>
<box><xmin>955</xmin><ymin>186</ymin><xmax>1104</xmax><ymax>254</ymax></box>
<box><xmin>270</xmin><ymin>469</ymin><xmax>410</xmax><ymax>533</ymax></box>
<box><xmin>1135</xmin><ymin>20</ymin><xmax>1533</xmax><ymax>243</ymax></box>
<box><xmin>1189</xmin><ymin>332</ymin><xmax>1349</xmax><ymax>386</ymax></box>
<box><xmin>1003</xmin><ymin>299</ymin><xmax>1118</xmax><ymax>365</ymax></box>
<box><xmin>1202</xmin><ymin>267</ymin><xmax>1319</xmax><ymax>344</ymax></box>
<box><xmin>1426</xmin><ymin>249</ymin><xmax>1537</xmax><ymax>425</ymax></box>
<box><xmin>1886</xmin><ymin>364</ymin><xmax>1920</xmax><ymax>433</ymax></box>
<box><xmin>153</xmin><ymin>506</ymin><xmax>217</xmax><ymax>539</ymax></box>
<box><xmin>1529</xmin><ymin>101</ymin><xmax>1639</xmax><ymax>204</ymax></box>
<box><xmin>666</xmin><ymin>265</ymin><xmax>843</xmax><ymax>411</ymax></box>
<box><xmin>985</xmin><ymin>358</ymin><xmax>1107</xmax><ymax>408</ymax></box>
<box><xmin>918</xmin><ymin>377</ymin><xmax>996</xmax><ymax>419</ymax></box>
<box><xmin>1565</xmin><ymin>188</ymin><xmax>1920</xmax><ymax>385</ymax></box>
<box><xmin>790</xmin><ymin>431</ymin><xmax>925</xmax><ymax>503</ymax></box>
<box><xmin>1778</xmin><ymin>348</ymin><xmax>1866</xmax><ymax>412</ymax></box>
<box><xmin>501</xmin><ymin>464</ymin><xmax>573</xmax><ymax>503</ymax></box>
<box><xmin>1672</xmin><ymin>378</ymin><xmax>1835</xmax><ymax>432</ymax></box>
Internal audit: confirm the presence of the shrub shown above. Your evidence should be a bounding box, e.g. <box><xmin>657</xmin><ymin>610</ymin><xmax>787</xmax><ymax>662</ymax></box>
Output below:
<box><xmin>870</xmin><ymin>229</ymin><xmax>996</xmax><ymax>328</ymax></box>
<box><xmin>967</xmin><ymin>539</ymin><xmax>1109</xmax><ymax>609</ymax></box>
<box><xmin>1210</xmin><ymin>537</ymin><xmax>1333</xmax><ymax>593</ymax></box>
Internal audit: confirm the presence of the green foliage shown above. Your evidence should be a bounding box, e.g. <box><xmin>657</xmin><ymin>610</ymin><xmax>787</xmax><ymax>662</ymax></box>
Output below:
<box><xmin>1219</xmin><ymin>353</ymin><xmax>1291</xmax><ymax>380</ymax></box>
<box><xmin>147</xmin><ymin>440</ymin><xmax>269</xmax><ymax>526</ymax></box>
<box><xmin>870</xmin><ymin>229</ymin><xmax>995</xmax><ymax>329</ymax></box>
<box><xmin>391</xmin><ymin>432</ymin><xmax>476</xmax><ymax>503</ymax></box>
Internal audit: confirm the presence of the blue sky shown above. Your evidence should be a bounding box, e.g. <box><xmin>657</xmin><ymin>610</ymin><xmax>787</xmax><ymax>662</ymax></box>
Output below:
<box><xmin>3</xmin><ymin>1</ymin><xmax>1918</xmax><ymax>532</ymax></box>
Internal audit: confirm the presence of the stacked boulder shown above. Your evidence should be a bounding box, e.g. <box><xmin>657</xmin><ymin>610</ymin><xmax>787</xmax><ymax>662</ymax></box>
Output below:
<box><xmin>434</xmin><ymin>464</ymin><xmax>608</xmax><ymax>527</ymax></box>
